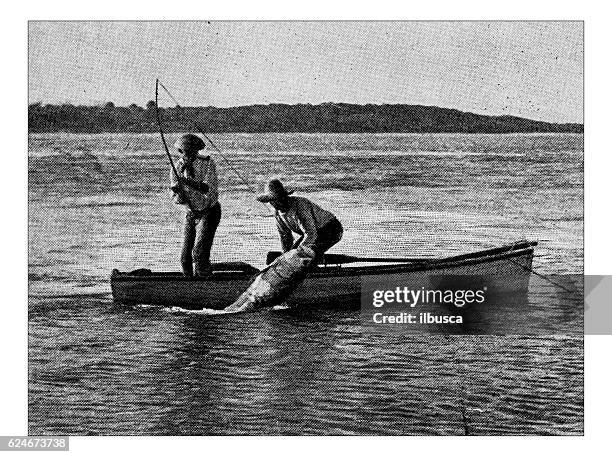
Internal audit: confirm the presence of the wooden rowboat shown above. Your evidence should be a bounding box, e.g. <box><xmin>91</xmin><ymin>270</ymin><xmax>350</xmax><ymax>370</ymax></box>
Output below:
<box><xmin>110</xmin><ymin>240</ymin><xmax>537</xmax><ymax>310</ymax></box>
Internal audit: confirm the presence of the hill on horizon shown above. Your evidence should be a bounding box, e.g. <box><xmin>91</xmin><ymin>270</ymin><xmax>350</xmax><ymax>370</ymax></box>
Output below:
<box><xmin>28</xmin><ymin>101</ymin><xmax>583</xmax><ymax>134</ymax></box>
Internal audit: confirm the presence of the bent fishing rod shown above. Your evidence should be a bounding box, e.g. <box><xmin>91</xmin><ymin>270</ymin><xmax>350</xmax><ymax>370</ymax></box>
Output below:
<box><xmin>157</xmin><ymin>79</ymin><xmax>263</xmax><ymax>199</ymax></box>
<box><xmin>155</xmin><ymin>79</ymin><xmax>197</xmax><ymax>213</ymax></box>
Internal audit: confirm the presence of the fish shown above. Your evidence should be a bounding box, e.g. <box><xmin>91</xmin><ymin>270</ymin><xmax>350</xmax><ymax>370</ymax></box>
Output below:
<box><xmin>223</xmin><ymin>245</ymin><xmax>316</xmax><ymax>313</ymax></box>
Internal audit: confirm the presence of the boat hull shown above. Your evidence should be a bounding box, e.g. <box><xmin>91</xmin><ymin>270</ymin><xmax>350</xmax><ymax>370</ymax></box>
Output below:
<box><xmin>110</xmin><ymin>241</ymin><xmax>537</xmax><ymax>310</ymax></box>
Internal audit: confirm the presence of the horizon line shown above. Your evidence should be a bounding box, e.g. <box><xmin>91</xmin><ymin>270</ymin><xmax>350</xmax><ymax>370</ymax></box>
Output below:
<box><xmin>28</xmin><ymin>100</ymin><xmax>584</xmax><ymax>126</ymax></box>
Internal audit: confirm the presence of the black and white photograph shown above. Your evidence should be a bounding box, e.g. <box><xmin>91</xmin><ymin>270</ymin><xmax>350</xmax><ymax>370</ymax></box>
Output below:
<box><xmin>26</xmin><ymin>20</ymin><xmax>583</xmax><ymax>436</ymax></box>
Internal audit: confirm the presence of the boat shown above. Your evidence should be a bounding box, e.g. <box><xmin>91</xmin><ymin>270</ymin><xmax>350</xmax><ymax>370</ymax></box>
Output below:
<box><xmin>110</xmin><ymin>240</ymin><xmax>537</xmax><ymax>310</ymax></box>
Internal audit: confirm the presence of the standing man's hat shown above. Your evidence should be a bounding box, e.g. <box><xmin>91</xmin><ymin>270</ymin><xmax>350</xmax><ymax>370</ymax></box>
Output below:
<box><xmin>174</xmin><ymin>133</ymin><xmax>206</xmax><ymax>152</ymax></box>
<box><xmin>257</xmin><ymin>179</ymin><xmax>294</xmax><ymax>202</ymax></box>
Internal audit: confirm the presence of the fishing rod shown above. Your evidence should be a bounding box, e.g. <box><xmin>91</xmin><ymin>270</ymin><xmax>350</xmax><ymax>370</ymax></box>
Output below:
<box><xmin>155</xmin><ymin>79</ymin><xmax>195</xmax><ymax>213</ymax></box>
<box><xmin>156</xmin><ymin>85</ymin><xmax>574</xmax><ymax>294</ymax></box>
<box><xmin>156</xmin><ymin>78</ymin><xmax>276</xmax><ymax>253</ymax></box>
<box><xmin>157</xmin><ymin>79</ymin><xmax>263</xmax><ymax>199</ymax></box>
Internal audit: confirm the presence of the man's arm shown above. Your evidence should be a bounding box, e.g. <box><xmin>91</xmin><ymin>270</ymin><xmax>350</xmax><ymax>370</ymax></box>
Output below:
<box><xmin>169</xmin><ymin>168</ymin><xmax>187</xmax><ymax>204</ymax></box>
<box><xmin>170</xmin><ymin>160</ymin><xmax>208</xmax><ymax>193</ymax></box>
<box><xmin>295</xmin><ymin>201</ymin><xmax>319</xmax><ymax>248</ymax></box>
<box><xmin>180</xmin><ymin>177</ymin><xmax>209</xmax><ymax>192</ymax></box>
<box><xmin>170</xmin><ymin>165</ymin><xmax>179</xmax><ymax>188</ymax></box>
<box><xmin>276</xmin><ymin>217</ymin><xmax>294</xmax><ymax>252</ymax></box>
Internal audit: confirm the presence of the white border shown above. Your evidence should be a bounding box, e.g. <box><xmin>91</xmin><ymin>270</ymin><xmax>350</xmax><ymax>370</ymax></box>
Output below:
<box><xmin>3</xmin><ymin>0</ymin><xmax>611</xmax><ymax>454</ymax></box>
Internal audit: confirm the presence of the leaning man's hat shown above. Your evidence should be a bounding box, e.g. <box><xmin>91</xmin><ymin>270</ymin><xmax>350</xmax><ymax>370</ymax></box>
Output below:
<box><xmin>174</xmin><ymin>133</ymin><xmax>206</xmax><ymax>152</ymax></box>
<box><xmin>257</xmin><ymin>179</ymin><xmax>295</xmax><ymax>203</ymax></box>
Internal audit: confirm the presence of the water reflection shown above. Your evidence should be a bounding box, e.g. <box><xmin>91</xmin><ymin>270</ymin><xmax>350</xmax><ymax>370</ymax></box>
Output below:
<box><xmin>29</xmin><ymin>133</ymin><xmax>583</xmax><ymax>434</ymax></box>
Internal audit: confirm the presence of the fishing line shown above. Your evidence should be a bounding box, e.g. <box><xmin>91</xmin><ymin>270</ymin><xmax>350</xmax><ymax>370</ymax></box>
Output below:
<box><xmin>157</xmin><ymin>79</ymin><xmax>272</xmax><ymax>216</ymax></box>
<box><xmin>156</xmin><ymin>84</ymin><xmax>574</xmax><ymax>289</ymax></box>
<box><xmin>502</xmin><ymin>240</ymin><xmax>575</xmax><ymax>294</ymax></box>
<box><xmin>155</xmin><ymin>79</ymin><xmax>195</xmax><ymax>213</ymax></box>
<box><xmin>156</xmin><ymin>79</ymin><xmax>278</xmax><ymax>256</ymax></box>
<box><xmin>433</xmin><ymin>218</ymin><xmax>575</xmax><ymax>294</ymax></box>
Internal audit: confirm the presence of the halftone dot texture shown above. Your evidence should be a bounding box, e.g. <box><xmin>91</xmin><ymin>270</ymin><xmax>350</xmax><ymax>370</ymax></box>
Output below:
<box><xmin>27</xmin><ymin>22</ymin><xmax>583</xmax><ymax>276</ymax></box>
<box><xmin>29</xmin><ymin>21</ymin><xmax>583</xmax><ymax>122</ymax></box>
<box><xmin>28</xmin><ymin>23</ymin><xmax>583</xmax><ymax>436</ymax></box>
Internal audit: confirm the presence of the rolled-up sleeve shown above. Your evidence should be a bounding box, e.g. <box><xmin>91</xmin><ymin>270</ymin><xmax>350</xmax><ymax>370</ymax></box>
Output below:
<box><xmin>170</xmin><ymin>167</ymin><xmax>179</xmax><ymax>189</ymax></box>
<box><xmin>295</xmin><ymin>200</ymin><xmax>318</xmax><ymax>247</ymax></box>
<box><xmin>170</xmin><ymin>158</ymin><xmax>183</xmax><ymax>190</ymax></box>
<box><xmin>276</xmin><ymin>215</ymin><xmax>294</xmax><ymax>252</ymax></box>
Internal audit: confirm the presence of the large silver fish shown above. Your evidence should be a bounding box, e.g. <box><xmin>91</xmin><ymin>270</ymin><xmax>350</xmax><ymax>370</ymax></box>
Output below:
<box><xmin>224</xmin><ymin>246</ymin><xmax>316</xmax><ymax>313</ymax></box>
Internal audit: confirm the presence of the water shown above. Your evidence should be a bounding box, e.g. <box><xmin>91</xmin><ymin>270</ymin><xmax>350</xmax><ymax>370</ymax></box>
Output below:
<box><xmin>28</xmin><ymin>133</ymin><xmax>583</xmax><ymax>435</ymax></box>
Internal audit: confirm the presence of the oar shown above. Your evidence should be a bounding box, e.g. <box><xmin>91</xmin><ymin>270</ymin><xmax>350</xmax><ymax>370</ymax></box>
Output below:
<box><xmin>266</xmin><ymin>251</ymin><xmax>434</xmax><ymax>265</ymax></box>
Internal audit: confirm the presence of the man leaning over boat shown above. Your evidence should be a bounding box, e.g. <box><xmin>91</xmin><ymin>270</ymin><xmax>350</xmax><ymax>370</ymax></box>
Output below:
<box><xmin>221</xmin><ymin>179</ymin><xmax>344</xmax><ymax>312</ymax></box>
<box><xmin>257</xmin><ymin>179</ymin><xmax>343</xmax><ymax>263</ymax></box>
<box><xmin>170</xmin><ymin>133</ymin><xmax>221</xmax><ymax>278</ymax></box>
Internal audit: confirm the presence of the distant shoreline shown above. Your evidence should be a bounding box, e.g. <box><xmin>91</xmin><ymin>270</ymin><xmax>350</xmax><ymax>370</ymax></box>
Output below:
<box><xmin>27</xmin><ymin>131</ymin><xmax>584</xmax><ymax>136</ymax></box>
<box><xmin>28</xmin><ymin>102</ymin><xmax>583</xmax><ymax>134</ymax></box>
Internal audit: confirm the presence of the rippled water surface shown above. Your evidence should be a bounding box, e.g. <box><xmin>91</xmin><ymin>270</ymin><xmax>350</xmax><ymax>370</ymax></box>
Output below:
<box><xmin>29</xmin><ymin>133</ymin><xmax>583</xmax><ymax>435</ymax></box>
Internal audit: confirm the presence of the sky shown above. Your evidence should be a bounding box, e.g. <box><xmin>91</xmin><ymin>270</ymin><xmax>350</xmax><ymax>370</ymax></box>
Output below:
<box><xmin>28</xmin><ymin>21</ymin><xmax>583</xmax><ymax>123</ymax></box>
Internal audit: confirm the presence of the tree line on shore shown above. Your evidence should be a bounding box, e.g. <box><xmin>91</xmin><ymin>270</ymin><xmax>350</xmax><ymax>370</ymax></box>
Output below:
<box><xmin>28</xmin><ymin>101</ymin><xmax>583</xmax><ymax>134</ymax></box>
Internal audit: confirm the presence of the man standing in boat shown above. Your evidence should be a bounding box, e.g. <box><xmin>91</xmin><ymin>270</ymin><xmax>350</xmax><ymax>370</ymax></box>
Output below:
<box><xmin>257</xmin><ymin>179</ymin><xmax>343</xmax><ymax>263</ymax></box>
<box><xmin>170</xmin><ymin>133</ymin><xmax>221</xmax><ymax>277</ymax></box>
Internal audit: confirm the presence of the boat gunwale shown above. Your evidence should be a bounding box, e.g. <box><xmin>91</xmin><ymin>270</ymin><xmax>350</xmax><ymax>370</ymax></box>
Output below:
<box><xmin>111</xmin><ymin>241</ymin><xmax>536</xmax><ymax>283</ymax></box>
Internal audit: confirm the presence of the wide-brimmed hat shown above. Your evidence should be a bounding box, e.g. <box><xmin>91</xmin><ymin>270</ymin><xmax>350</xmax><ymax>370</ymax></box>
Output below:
<box><xmin>174</xmin><ymin>133</ymin><xmax>206</xmax><ymax>153</ymax></box>
<box><xmin>256</xmin><ymin>179</ymin><xmax>294</xmax><ymax>203</ymax></box>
